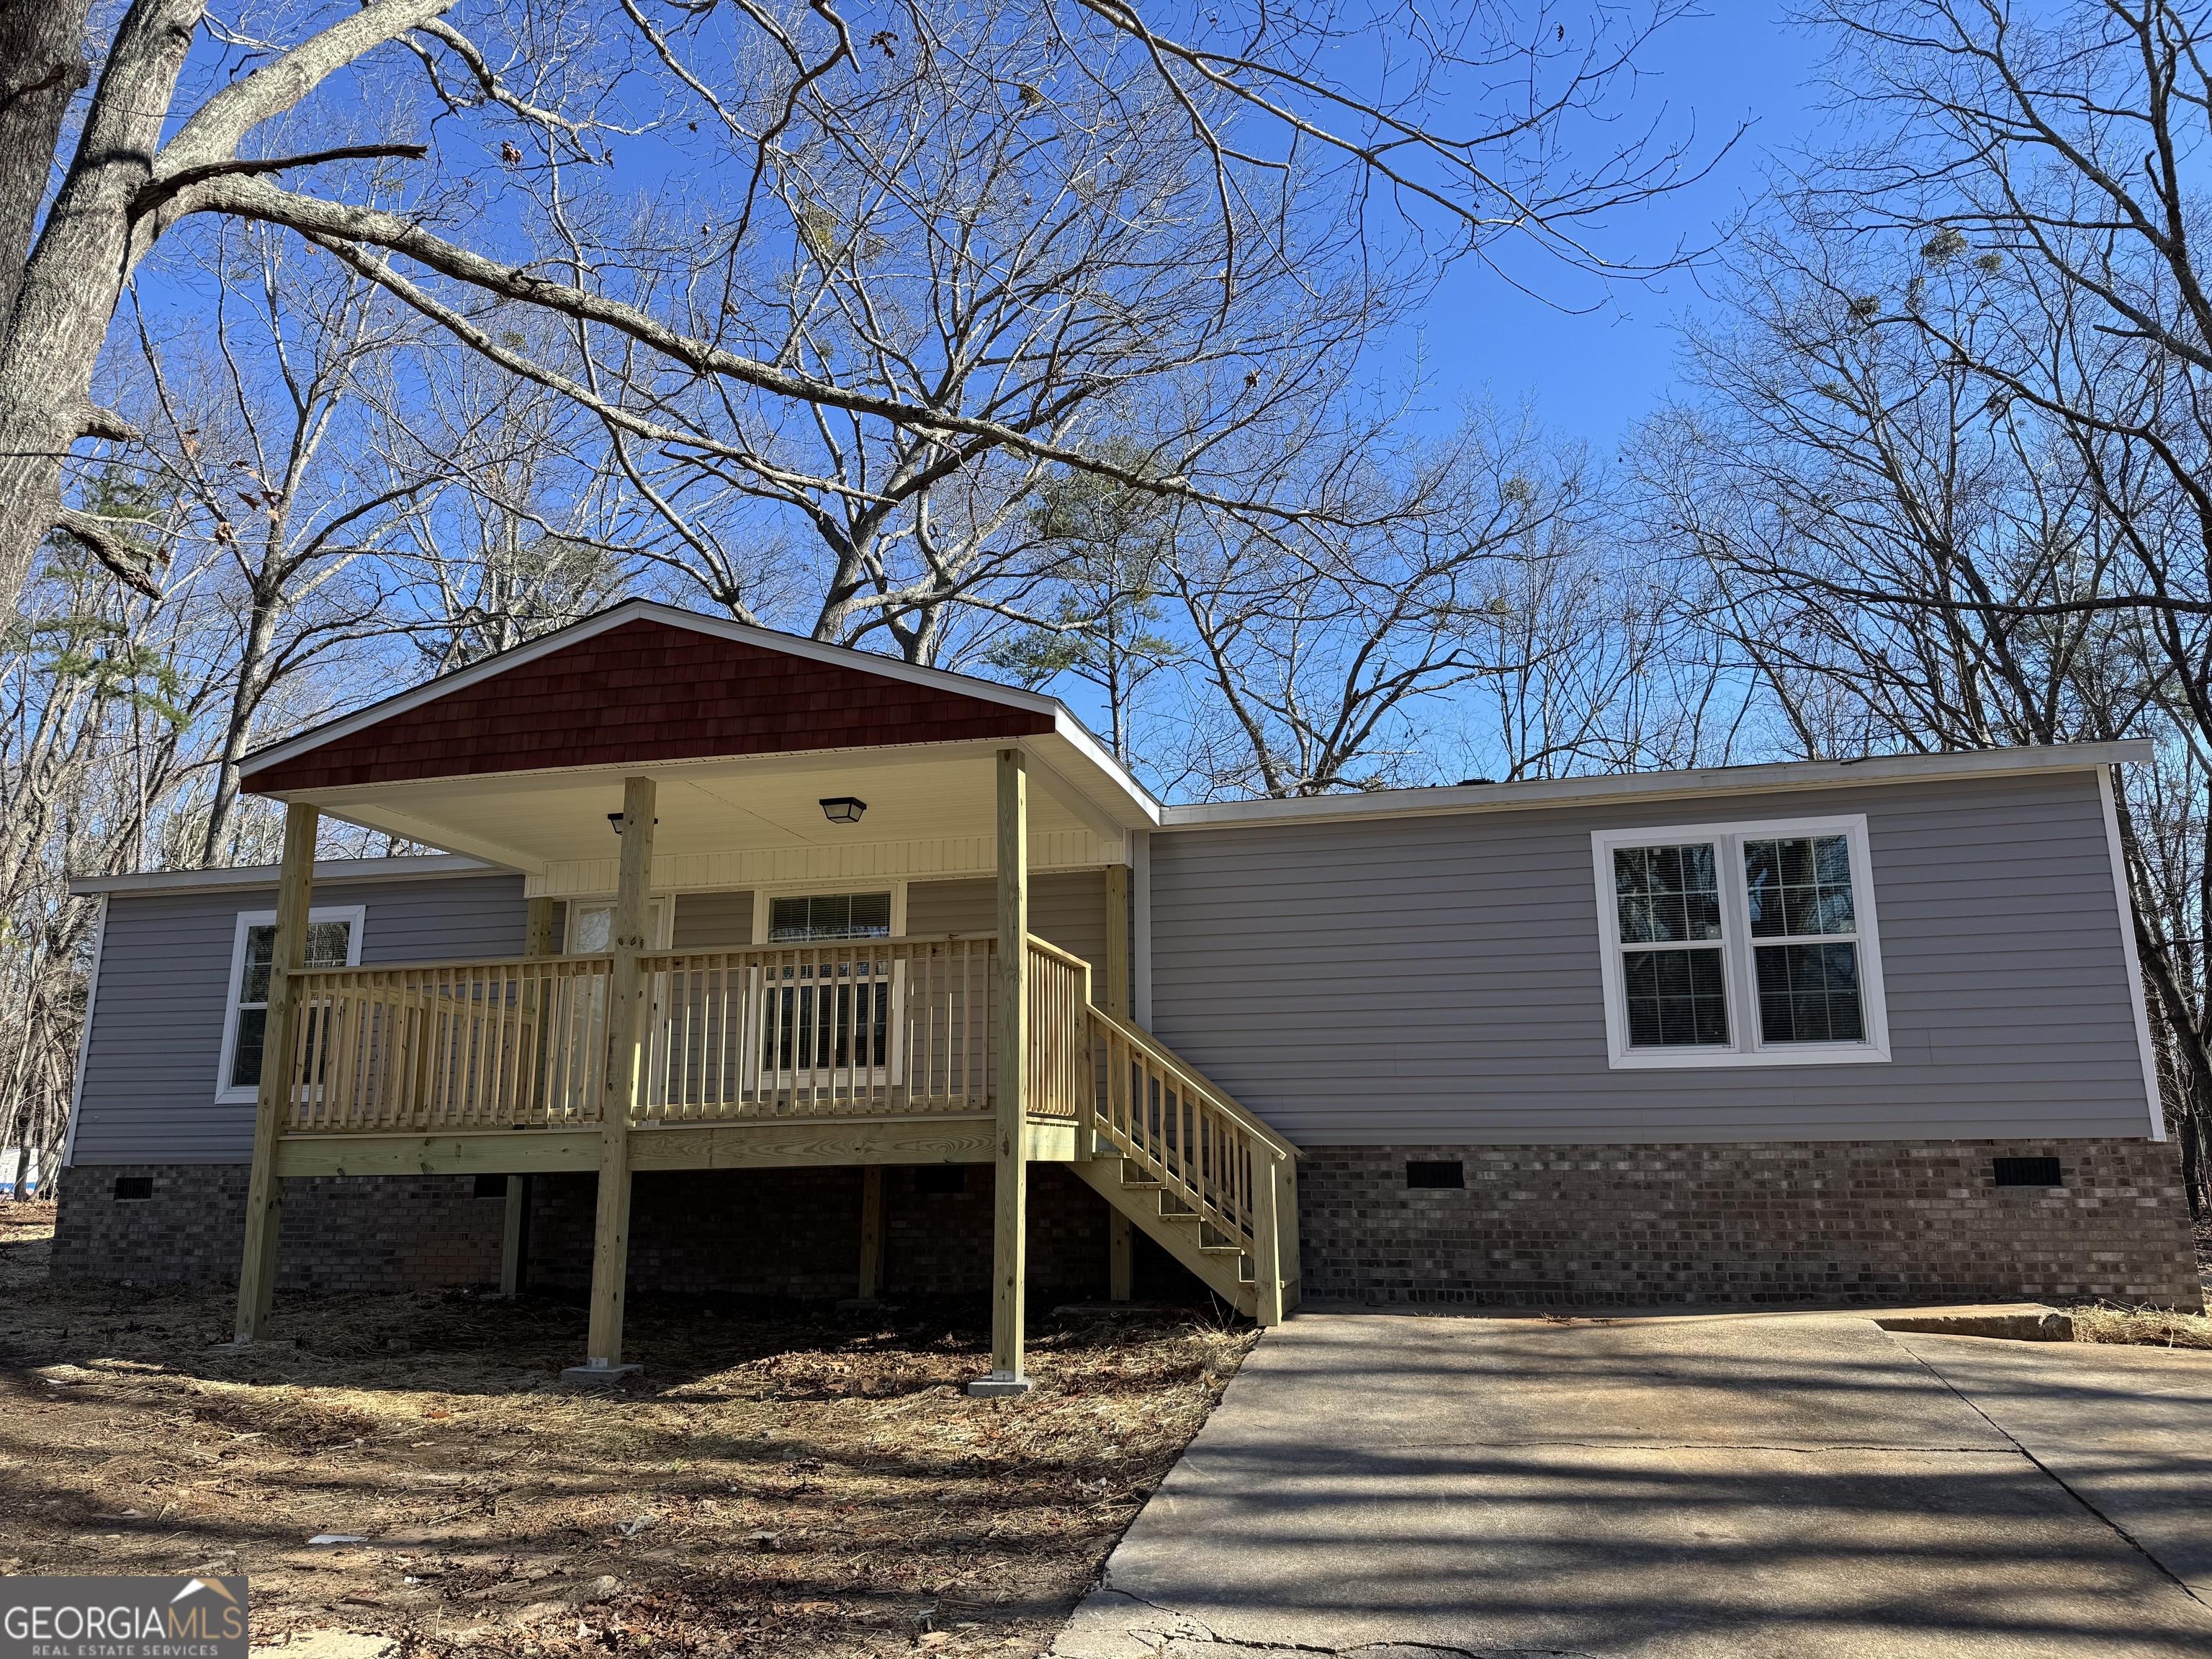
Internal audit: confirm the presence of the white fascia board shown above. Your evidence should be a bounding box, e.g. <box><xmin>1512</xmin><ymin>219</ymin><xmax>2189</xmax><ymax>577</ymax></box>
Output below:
<box><xmin>1038</xmin><ymin>716</ymin><xmax>1162</xmax><ymax>827</ymax></box>
<box><xmin>1156</xmin><ymin>742</ymin><xmax>2154</xmax><ymax>832</ymax></box>
<box><xmin>70</xmin><ymin>853</ymin><xmax>507</xmax><ymax>898</ymax></box>
<box><xmin>237</xmin><ymin>599</ymin><xmax>1070</xmax><ymax>781</ymax></box>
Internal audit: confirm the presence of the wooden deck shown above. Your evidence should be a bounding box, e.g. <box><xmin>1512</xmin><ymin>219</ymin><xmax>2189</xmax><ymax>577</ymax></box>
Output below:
<box><xmin>264</xmin><ymin>929</ymin><xmax>1299</xmax><ymax>1320</ymax></box>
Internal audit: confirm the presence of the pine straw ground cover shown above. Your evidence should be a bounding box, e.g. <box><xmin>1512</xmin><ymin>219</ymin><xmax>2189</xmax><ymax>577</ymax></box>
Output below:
<box><xmin>2064</xmin><ymin>1217</ymin><xmax>2212</xmax><ymax>1349</ymax></box>
<box><xmin>0</xmin><ymin>1205</ymin><xmax>1254</xmax><ymax>1659</ymax></box>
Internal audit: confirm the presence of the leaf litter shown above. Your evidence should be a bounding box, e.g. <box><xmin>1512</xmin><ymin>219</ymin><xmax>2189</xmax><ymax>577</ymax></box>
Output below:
<box><xmin>0</xmin><ymin>1202</ymin><xmax>1255</xmax><ymax>1657</ymax></box>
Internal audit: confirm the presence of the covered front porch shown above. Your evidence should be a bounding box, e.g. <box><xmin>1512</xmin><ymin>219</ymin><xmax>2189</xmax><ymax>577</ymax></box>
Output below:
<box><xmin>225</xmin><ymin>604</ymin><xmax>1298</xmax><ymax>1391</ymax></box>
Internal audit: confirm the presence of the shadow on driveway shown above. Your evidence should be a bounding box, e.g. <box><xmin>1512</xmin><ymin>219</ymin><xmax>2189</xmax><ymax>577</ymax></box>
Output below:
<box><xmin>1055</xmin><ymin>1311</ymin><xmax>2212</xmax><ymax>1659</ymax></box>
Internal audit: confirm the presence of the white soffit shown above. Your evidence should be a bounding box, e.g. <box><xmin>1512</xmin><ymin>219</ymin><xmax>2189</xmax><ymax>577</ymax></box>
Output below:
<box><xmin>296</xmin><ymin>741</ymin><xmax>1138</xmax><ymax>876</ymax></box>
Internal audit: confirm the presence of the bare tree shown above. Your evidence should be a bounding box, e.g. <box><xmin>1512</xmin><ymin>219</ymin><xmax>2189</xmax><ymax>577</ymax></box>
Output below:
<box><xmin>127</xmin><ymin>220</ymin><xmax>442</xmax><ymax>862</ymax></box>
<box><xmin>1157</xmin><ymin>406</ymin><xmax>1597</xmax><ymax>798</ymax></box>
<box><xmin>0</xmin><ymin>0</ymin><xmax>1720</xmax><ymax>622</ymax></box>
<box><xmin>1731</xmin><ymin>0</ymin><xmax>2212</xmax><ymax>1212</ymax></box>
<box><xmin>1638</xmin><ymin>183</ymin><xmax>2207</xmax><ymax>1205</ymax></box>
<box><xmin>373</xmin><ymin>325</ymin><xmax>638</xmax><ymax>669</ymax></box>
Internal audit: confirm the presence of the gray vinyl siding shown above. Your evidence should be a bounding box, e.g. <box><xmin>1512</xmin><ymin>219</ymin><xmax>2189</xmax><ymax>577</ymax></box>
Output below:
<box><xmin>673</xmin><ymin>889</ymin><xmax>752</xmax><ymax>949</ymax></box>
<box><xmin>1146</xmin><ymin>771</ymin><xmax>2158</xmax><ymax>1146</ymax></box>
<box><xmin>908</xmin><ymin>871</ymin><xmax>1110</xmax><ymax>968</ymax></box>
<box><xmin>71</xmin><ymin>873</ymin><xmax>527</xmax><ymax>1166</ymax></box>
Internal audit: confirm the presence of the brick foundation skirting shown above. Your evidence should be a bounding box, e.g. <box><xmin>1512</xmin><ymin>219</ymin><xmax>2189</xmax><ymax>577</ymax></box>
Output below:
<box><xmin>53</xmin><ymin>1136</ymin><xmax>2204</xmax><ymax>1309</ymax></box>
<box><xmin>1298</xmin><ymin>1138</ymin><xmax>2204</xmax><ymax>1308</ymax></box>
<box><xmin>50</xmin><ymin>1164</ymin><xmax>507</xmax><ymax>1293</ymax></box>
<box><xmin>49</xmin><ymin>1162</ymin><xmax>1148</xmax><ymax>1302</ymax></box>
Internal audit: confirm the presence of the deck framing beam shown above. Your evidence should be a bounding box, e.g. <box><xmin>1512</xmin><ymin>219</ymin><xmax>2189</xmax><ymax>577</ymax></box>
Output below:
<box><xmin>272</xmin><ymin>1115</ymin><xmax>1066</xmax><ymax>1178</ymax></box>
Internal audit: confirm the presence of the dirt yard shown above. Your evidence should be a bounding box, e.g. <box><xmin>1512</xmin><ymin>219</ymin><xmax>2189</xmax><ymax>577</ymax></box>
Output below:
<box><xmin>8</xmin><ymin>1202</ymin><xmax>2211</xmax><ymax>1659</ymax></box>
<box><xmin>0</xmin><ymin>1202</ymin><xmax>1254</xmax><ymax>1658</ymax></box>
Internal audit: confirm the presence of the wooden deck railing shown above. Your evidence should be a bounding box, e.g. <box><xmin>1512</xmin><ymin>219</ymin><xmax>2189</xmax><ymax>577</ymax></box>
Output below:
<box><xmin>287</xmin><ymin>934</ymin><xmax>1016</xmax><ymax>1132</ymax></box>
<box><xmin>288</xmin><ymin>953</ymin><xmax>615</xmax><ymax>1131</ymax></box>
<box><xmin>637</xmin><ymin>938</ymin><xmax>994</xmax><ymax>1120</ymax></box>
<box><xmin>1087</xmin><ymin>1003</ymin><xmax>1298</xmax><ymax>1256</ymax></box>
<box><xmin>1025</xmin><ymin>937</ymin><xmax>1092</xmax><ymax>1121</ymax></box>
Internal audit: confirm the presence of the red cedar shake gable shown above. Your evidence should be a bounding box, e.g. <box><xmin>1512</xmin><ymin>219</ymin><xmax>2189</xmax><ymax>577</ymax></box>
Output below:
<box><xmin>244</xmin><ymin>619</ymin><xmax>1056</xmax><ymax>792</ymax></box>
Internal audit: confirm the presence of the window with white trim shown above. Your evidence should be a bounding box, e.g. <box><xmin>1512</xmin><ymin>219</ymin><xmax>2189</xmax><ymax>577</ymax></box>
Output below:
<box><xmin>216</xmin><ymin>907</ymin><xmax>364</xmax><ymax>1102</ymax></box>
<box><xmin>1591</xmin><ymin>817</ymin><xmax>1889</xmax><ymax>1069</ymax></box>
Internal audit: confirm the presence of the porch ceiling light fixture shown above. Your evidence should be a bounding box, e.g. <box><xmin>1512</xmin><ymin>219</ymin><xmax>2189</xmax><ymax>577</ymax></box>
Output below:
<box><xmin>818</xmin><ymin>796</ymin><xmax>868</xmax><ymax>825</ymax></box>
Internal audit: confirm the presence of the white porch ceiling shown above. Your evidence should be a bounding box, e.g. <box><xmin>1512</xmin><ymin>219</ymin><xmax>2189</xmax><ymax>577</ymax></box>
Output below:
<box><xmin>292</xmin><ymin>738</ymin><xmax>1132</xmax><ymax>881</ymax></box>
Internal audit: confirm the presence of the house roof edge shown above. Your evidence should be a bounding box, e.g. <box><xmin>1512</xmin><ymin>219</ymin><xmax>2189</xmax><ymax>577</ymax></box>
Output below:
<box><xmin>1154</xmin><ymin>741</ymin><xmax>2156</xmax><ymax>832</ymax></box>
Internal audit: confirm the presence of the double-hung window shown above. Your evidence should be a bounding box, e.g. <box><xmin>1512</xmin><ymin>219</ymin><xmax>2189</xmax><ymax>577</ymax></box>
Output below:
<box><xmin>1592</xmin><ymin>817</ymin><xmax>1889</xmax><ymax>1069</ymax></box>
<box><xmin>216</xmin><ymin>906</ymin><xmax>364</xmax><ymax>1102</ymax></box>
<box><xmin>756</xmin><ymin>889</ymin><xmax>899</xmax><ymax>1079</ymax></box>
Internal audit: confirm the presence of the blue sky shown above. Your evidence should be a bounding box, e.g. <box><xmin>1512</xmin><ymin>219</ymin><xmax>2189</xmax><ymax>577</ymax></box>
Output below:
<box><xmin>1387</xmin><ymin>3</ymin><xmax>1831</xmax><ymax>455</ymax></box>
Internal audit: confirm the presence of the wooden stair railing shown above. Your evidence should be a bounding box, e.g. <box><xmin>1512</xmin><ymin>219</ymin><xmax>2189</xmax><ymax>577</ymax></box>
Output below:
<box><xmin>1079</xmin><ymin>1003</ymin><xmax>1300</xmax><ymax>1324</ymax></box>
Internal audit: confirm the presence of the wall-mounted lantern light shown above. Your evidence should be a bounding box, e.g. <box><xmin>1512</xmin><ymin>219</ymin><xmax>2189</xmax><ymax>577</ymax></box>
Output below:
<box><xmin>818</xmin><ymin>796</ymin><xmax>868</xmax><ymax>825</ymax></box>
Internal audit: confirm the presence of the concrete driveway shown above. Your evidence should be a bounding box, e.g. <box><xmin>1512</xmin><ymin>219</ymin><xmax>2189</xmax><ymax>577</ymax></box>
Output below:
<box><xmin>1054</xmin><ymin>1311</ymin><xmax>2212</xmax><ymax>1658</ymax></box>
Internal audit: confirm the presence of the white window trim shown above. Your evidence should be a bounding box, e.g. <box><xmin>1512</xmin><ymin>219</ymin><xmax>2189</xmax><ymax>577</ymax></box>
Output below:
<box><xmin>215</xmin><ymin>905</ymin><xmax>366</xmax><ymax>1104</ymax></box>
<box><xmin>1591</xmin><ymin>814</ymin><xmax>1891</xmax><ymax>1070</ymax></box>
<box><xmin>749</xmin><ymin>879</ymin><xmax>908</xmax><ymax>944</ymax></box>
<box><xmin>564</xmin><ymin>895</ymin><xmax>675</xmax><ymax>953</ymax></box>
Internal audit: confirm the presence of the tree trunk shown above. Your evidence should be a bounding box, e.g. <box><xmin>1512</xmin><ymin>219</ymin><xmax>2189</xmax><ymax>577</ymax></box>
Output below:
<box><xmin>0</xmin><ymin>0</ymin><xmax>204</xmax><ymax>607</ymax></box>
<box><xmin>201</xmin><ymin>597</ymin><xmax>276</xmax><ymax>866</ymax></box>
<box><xmin>0</xmin><ymin>0</ymin><xmax>94</xmax><ymax>325</ymax></box>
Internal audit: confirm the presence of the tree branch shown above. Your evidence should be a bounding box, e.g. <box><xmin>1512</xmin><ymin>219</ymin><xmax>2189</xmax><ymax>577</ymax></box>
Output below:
<box><xmin>135</xmin><ymin>145</ymin><xmax>429</xmax><ymax>218</ymax></box>
<box><xmin>53</xmin><ymin>509</ymin><xmax>163</xmax><ymax>596</ymax></box>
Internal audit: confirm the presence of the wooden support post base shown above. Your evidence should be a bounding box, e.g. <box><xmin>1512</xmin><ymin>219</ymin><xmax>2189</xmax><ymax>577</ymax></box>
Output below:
<box><xmin>966</xmin><ymin>1372</ymin><xmax>1032</xmax><ymax>1398</ymax></box>
<box><xmin>561</xmin><ymin>1362</ymin><xmax>642</xmax><ymax>1388</ymax></box>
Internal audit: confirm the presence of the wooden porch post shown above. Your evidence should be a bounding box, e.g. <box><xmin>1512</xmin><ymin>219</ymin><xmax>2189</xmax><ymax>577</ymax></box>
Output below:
<box><xmin>230</xmin><ymin>801</ymin><xmax>318</xmax><ymax>1344</ymax></box>
<box><xmin>524</xmin><ymin>894</ymin><xmax>557</xmax><ymax>958</ymax></box>
<box><xmin>499</xmin><ymin>1177</ymin><xmax>529</xmax><ymax>1298</ymax></box>
<box><xmin>503</xmin><ymin>896</ymin><xmax>557</xmax><ymax>1299</ymax></box>
<box><xmin>972</xmin><ymin>748</ymin><xmax>1031</xmax><ymax>1396</ymax></box>
<box><xmin>1102</xmin><ymin>863</ymin><xmax>1130</xmax><ymax>1020</ymax></box>
<box><xmin>1250</xmin><ymin>1151</ymin><xmax>1285</xmax><ymax>1328</ymax></box>
<box><xmin>1102</xmin><ymin>860</ymin><xmax>1133</xmax><ymax>1301</ymax></box>
<box><xmin>570</xmin><ymin>775</ymin><xmax>655</xmax><ymax>1382</ymax></box>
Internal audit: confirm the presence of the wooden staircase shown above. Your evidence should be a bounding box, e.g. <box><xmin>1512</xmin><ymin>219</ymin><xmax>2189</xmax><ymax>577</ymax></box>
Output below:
<box><xmin>1073</xmin><ymin>1004</ymin><xmax>1300</xmax><ymax>1323</ymax></box>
